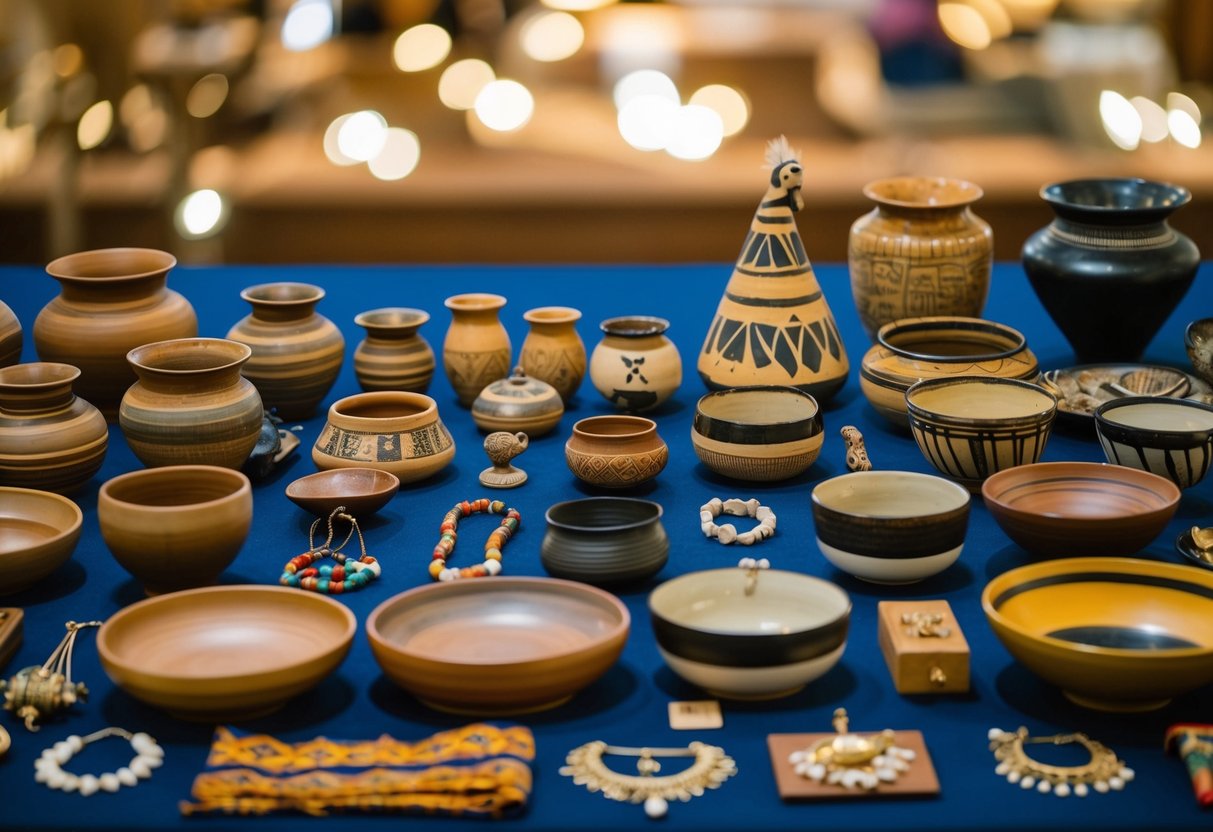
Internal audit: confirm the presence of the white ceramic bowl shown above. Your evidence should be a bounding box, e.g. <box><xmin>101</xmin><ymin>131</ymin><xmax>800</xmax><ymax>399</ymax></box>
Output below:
<box><xmin>1095</xmin><ymin>396</ymin><xmax>1213</xmax><ymax>489</ymax></box>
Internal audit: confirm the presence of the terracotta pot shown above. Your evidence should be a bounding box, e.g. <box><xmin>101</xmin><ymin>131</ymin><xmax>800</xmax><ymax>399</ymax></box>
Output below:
<box><xmin>0</xmin><ymin>300</ymin><xmax>21</xmax><ymax>367</ymax></box>
<box><xmin>34</xmin><ymin>248</ymin><xmax>197</xmax><ymax>419</ymax></box>
<box><xmin>1022</xmin><ymin>178</ymin><xmax>1200</xmax><ymax>363</ymax></box>
<box><xmin>860</xmin><ymin>316</ymin><xmax>1040</xmax><ymax>426</ymax></box>
<box><xmin>589</xmin><ymin>316</ymin><xmax>682</xmax><ymax>413</ymax></box>
<box><xmin>353</xmin><ymin>307</ymin><xmax>435</xmax><ymax>393</ymax></box>
<box><xmin>565</xmin><ymin>415</ymin><xmax>668</xmax><ymax>489</ymax></box>
<box><xmin>312</xmin><ymin>390</ymin><xmax>455</xmax><ymax>483</ymax></box>
<box><xmin>849</xmin><ymin>177</ymin><xmax>992</xmax><ymax>340</ymax></box>
<box><xmin>520</xmin><ymin>306</ymin><xmax>586</xmax><ymax>403</ymax></box>
<box><xmin>226</xmin><ymin>282</ymin><xmax>345</xmax><ymax>419</ymax></box>
<box><xmin>120</xmin><ymin>338</ymin><xmax>264</xmax><ymax>469</ymax></box>
<box><xmin>442</xmin><ymin>293</ymin><xmax>511</xmax><ymax>407</ymax></box>
<box><xmin>472</xmin><ymin>367</ymin><xmax>564</xmax><ymax>436</ymax></box>
<box><xmin>699</xmin><ymin>150</ymin><xmax>848</xmax><ymax>401</ymax></box>
<box><xmin>98</xmin><ymin>465</ymin><xmax>252</xmax><ymax>595</ymax></box>
<box><xmin>0</xmin><ymin>362</ymin><xmax>108</xmax><ymax>494</ymax></box>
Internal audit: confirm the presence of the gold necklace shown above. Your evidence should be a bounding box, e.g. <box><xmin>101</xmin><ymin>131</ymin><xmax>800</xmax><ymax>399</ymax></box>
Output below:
<box><xmin>560</xmin><ymin>741</ymin><xmax>737</xmax><ymax>819</ymax></box>
<box><xmin>988</xmin><ymin>727</ymin><xmax>1135</xmax><ymax>797</ymax></box>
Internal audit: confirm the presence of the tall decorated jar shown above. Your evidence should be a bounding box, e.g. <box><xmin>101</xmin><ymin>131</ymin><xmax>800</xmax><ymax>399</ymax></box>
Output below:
<box><xmin>442</xmin><ymin>293</ymin><xmax>511</xmax><ymax>407</ymax></box>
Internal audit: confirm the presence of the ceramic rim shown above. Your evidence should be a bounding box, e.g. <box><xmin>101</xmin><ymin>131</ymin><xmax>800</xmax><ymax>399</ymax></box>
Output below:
<box><xmin>692</xmin><ymin>386</ymin><xmax>821</xmax><ymax>444</ymax></box>
<box><xmin>875</xmin><ymin>317</ymin><xmax>1027</xmax><ymax>363</ymax></box>
<box><xmin>46</xmin><ymin>248</ymin><xmax>176</xmax><ymax>281</ymax></box>
<box><xmin>125</xmin><ymin>337</ymin><xmax>252</xmax><ymax>374</ymax></box>
<box><xmin>1095</xmin><ymin>396</ymin><xmax>1213</xmax><ymax>442</ymax></box>
<box><xmin>1039</xmin><ymin>178</ymin><xmax>1191</xmax><ymax>211</ymax></box>
<box><xmin>545</xmin><ymin>497</ymin><xmax>663</xmax><ymax>533</ymax></box>
<box><xmin>0</xmin><ymin>486</ymin><xmax>83</xmax><ymax>548</ymax></box>
<box><xmin>599</xmin><ymin>316</ymin><xmax>669</xmax><ymax>338</ymax></box>
<box><xmin>862</xmin><ymin>176</ymin><xmax>983</xmax><ymax>209</ymax></box>
<box><xmin>906</xmin><ymin>376</ymin><xmax>1057</xmax><ymax>427</ymax></box>
<box><xmin>354</xmin><ymin>308</ymin><xmax>430</xmax><ymax>329</ymax></box>
<box><xmin>982</xmin><ymin>461</ymin><xmax>1181</xmax><ymax>518</ymax></box>
<box><xmin>240</xmin><ymin>282</ymin><xmax>325</xmax><ymax>305</ymax></box>
<box><xmin>100</xmin><ymin>465</ymin><xmax>251</xmax><ymax>509</ymax></box>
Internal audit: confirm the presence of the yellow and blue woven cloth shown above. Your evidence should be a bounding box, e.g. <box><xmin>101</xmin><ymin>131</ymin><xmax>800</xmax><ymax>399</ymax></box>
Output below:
<box><xmin>180</xmin><ymin>723</ymin><xmax>535</xmax><ymax>818</ymax></box>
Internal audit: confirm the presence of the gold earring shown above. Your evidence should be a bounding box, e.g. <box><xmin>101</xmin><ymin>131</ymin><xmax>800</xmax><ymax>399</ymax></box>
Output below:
<box><xmin>988</xmin><ymin>727</ymin><xmax>1135</xmax><ymax>797</ymax></box>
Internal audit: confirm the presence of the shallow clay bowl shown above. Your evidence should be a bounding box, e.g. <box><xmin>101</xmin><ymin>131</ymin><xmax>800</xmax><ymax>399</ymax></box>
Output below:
<box><xmin>286</xmin><ymin>468</ymin><xmax>400</xmax><ymax>516</ymax></box>
<box><xmin>983</xmin><ymin>557</ymin><xmax>1213</xmax><ymax>711</ymax></box>
<box><xmin>691</xmin><ymin>386</ymin><xmax>823</xmax><ymax>482</ymax></box>
<box><xmin>1095</xmin><ymin>396</ymin><xmax>1213</xmax><ymax>489</ymax></box>
<box><xmin>982</xmin><ymin>462</ymin><xmax>1180</xmax><ymax>556</ymax></box>
<box><xmin>97</xmin><ymin>585</ymin><xmax>355</xmax><ymax>721</ymax></box>
<box><xmin>367</xmin><ymin>577</ymin><xmax>630</xmax><ymax>715</ymax></box>
<box><xmin>0</xmin><ymin>487</ymin><xmax>82</xmax><ymax>594</ymax></box>
<box><xmin>649</xmin><ymin>568</ymin><xmax>850</xmax><ymax>700</ymax></box>
<box><xmin>811</xmin><ymin>471</ymin><xmax>969</xmax><ymax>584</ymax></box>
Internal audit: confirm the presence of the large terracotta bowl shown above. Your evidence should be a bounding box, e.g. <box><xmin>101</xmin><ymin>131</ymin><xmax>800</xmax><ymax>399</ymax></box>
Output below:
<box><xmin>367</xmin><ymin>577</ymin><xmax>630</xmax><ymax>715</ymax></box>
<box><xmin>691</xmin><ymin>386</ymin><xmax>823</xmax><ymax>482</ymax></box>
<box><xmin>97</xmin><ymin>585</ymin><xmax>355</xmax><ymax>720</ymax></box>
<box><xmin>649</xmin><ymin>568</ymin><xmax>850</xmax><ymax>700</ymax></box>
<box><xmin>0</xmin><ymin>487</ymin><xmax>82</xmax><ymax>595</ymax></box>
<box><xmin>98</xmin><ymin>466</ymin><xmax>252</xmax><ymax>595</ymax></box>
<box><xmin>982</xmin><ymin>462</ymin><xmax>1180</xmax><ymax>556</ymax></box>
<box><xmin>312</xmin><ymin>391</ymin><xmax>455</xmax><ymax>483</ymax></box>
<box><xmin>983</xmin><ymin>557</ymin><xmax>1213</xmax><ymax>711</ymax></box>
<box><xmin>1095</xmin><ymin>396</ymin><xmax>1213</xmax><ymax>489</ymax></box>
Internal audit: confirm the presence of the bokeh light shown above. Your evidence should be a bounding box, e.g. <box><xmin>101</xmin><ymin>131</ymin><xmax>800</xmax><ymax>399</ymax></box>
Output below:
<box><xmin>521</xmin><ymin>12</ymin><xmax>585</xmax><ymax>62</ymax></box>
<box><xmin>613</xmin><ymin>69</ymin><xmax>679</xmax><ymax>110</ymax></box>
<box><xmin>176</xmin><ymin>189</ymin><xmax>227</xmax><ymax>238</ymax></box>
<box><xmin>282</xmin><ymin>0</ymin><xmax>334</xmax><ymax>52</ymax></box>
<box><xmin>540</xmin><ymin>0</ymin><xmax>614</xmax><ymax>9</ymax></box>
<box><xmin>369</xmin><ymin>127</ymin><xmax>422</xmax><ymax>180</ymax></box>
<box><xmin>393</xmin><ymin>24</ymin><xmax>452</xmax><ymax>72</ymax></box>
<box><xmin>77</xmin><ymin>100</ymin><xmax>112</xmax><ymax>151</ymax></box>
<box><xmin>938</xmin><ymin>2</ymin><xmax>993</xmax><ymax>50</ymax></box>
<box><xmin>689</xmin><ymin>85</ymin><xmax>749</xmax><ymax>137</ymax></box>
<box><xmin>336</xmin><ymin>110</ymin><xmax>389</xmax><ymax>162</ymax></box>
<box><xmin>665</xmin><ymin>104</ymin><xmax>723</xmax><ymax>161</ymax></box>
<box><xmin>1129</xmin><ymin>96</ymin><xmax>1168</xmax><ymax>143</ymax></box>
<box><xmin>53</xmin><ymin>44</ymin><xmax>84</xmax><ymax>78</ymax></box>
<box><xmin>617</xmin><ymin>95</ymin><xmax>677</xmax><ymax>151</ymax></box>
<box><xmin>186</xmin><ymin>74</ymin><xmax>229</xmax><ymax>119</ymax></box>
<box><xmin>473</xmin><ymin>80</ymin><xmax>534</xmax><ymax>132</ymax></box>
<box><xmin>1167</xmin><ymin>109</ymin><xmax>1202</xmax><ymax>148</ymax></box>
<box><xmin>323</xmin><ymin>114</ymin><xmax>358</xmax><ymax>166</ymax></box>
<box><xmin>439</xmin><ymin>59</ymin><xmax>496</xmax><ymax>110</ymax></box>
<box><xmin>1099</xmin><ymin>90</ymin><xmax>1142</xmax><ymax>150</ymax></box>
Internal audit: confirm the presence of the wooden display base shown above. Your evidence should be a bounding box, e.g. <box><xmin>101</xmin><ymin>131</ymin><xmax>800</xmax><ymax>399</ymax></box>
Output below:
<box><xmin>878</xmin><ymin>600</ymin><xmax>970</xmax><ymax>694</ymax></box>
<box><xmin>767</xmin><ymin>730</ymin><xmax>940</xmax><ymax>800</ymax></box>
<box><xmin>0</xmin><ymin>609</ymin><xmax>23</xmax><ymax>671</ymax></box>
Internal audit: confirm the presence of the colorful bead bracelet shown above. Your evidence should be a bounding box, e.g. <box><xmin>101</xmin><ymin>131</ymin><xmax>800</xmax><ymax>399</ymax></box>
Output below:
<box><xmin>431</xmin><ymin>498</ymin><xmax>520</xmax><ymax>581</ymax></box>
<box><xmin>281</xmin><ymin>506</ymin><xmax>380</xmax><ymax>594</ymax></box>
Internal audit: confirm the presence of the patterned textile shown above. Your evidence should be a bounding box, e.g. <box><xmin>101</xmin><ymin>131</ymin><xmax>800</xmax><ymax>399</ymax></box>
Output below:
<box><xmin>1165</xmin><ymin>723</ymin><xmax>1213</xmax><ymax>809</ymax></box>
<box><xmin>180</xmin><ymin>723</ymin><xmax>535</xmax><ymax>818</ymax></box>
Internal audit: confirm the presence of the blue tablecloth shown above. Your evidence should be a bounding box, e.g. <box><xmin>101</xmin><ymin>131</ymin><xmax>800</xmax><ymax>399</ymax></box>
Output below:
<box><xmin>1</xmin><ymin>262</ymin><xmax>1211</xmax><ymax>832</ymax></box>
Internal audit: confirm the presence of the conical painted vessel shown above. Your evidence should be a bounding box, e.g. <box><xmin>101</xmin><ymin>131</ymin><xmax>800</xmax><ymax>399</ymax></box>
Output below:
<box><xmin>698</xmin><ymin>138</ymin><xmax>848</xmax><ymax>402</ymax></box>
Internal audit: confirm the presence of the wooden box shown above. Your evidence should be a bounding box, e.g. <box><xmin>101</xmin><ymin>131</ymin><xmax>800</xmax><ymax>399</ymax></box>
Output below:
<box><xmin>877</xmin><ymin>600</ymin><xmax>969</xmax><ymax>694</ymax></box>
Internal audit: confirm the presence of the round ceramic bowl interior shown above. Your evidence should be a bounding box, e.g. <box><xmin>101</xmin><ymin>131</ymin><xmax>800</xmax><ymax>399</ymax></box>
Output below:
<box><xmin>811</xmin><ymin>471</ymin><xmax>970</xmax><ymax>584</ymax></box>
<box><xmin>126</xmin><ymin>337</ymin><xmax>250</xmax><ymax>374</ymax></box>
<box><xmin>98</xmin><ymin>465</ymin><xmax>252</xmax><ymax>595</ymax></box>
<box><xmin>285</xmin><ymin>468</ymin><xmax>400</xmax><ymax>516</ymax></box>
<box><xmin>983</xmin><ymin>557</ymin><xmax>1213</xmax><ymax>712</ymax></box>
<box><xmin>906</xmin><ymin>376</ymin><xmax>1056</xmax><ymax>488</ymax></box>
<box><xmin>97</xmin><ymin>585</ymin><xmax>355</xmax><ymax>720</ymax></box>
<box><xmin>542</xmin><ymin>497</ymin><xmax>668</xmax><ymax>586</ymax></box>
<box><xmin>981</xmin><ymin>462</ymin><xmax>1180</xmax><ymax>557</ymax></box>
<box><xmin>691</xmin><ymin>386</ymin><xmax>823</xmax><ymax>482</ymax></box>
<box><xmin>354</xmin><ymin>307</ymin><xmax>430</xmax><ymax>331</ymax></box>
<box><xmin>0</xmin><ymin>487</ymin><xmax>82</xmax><ymax>595</ymax></box>
<box><xmin>1095</xmin><ymin>396</ymin><xmax>1213</xmax><ymax>489</ymax></box>
<box><xmin>241</xmin><ymin>281</ymin><xmax>324</xmax><ymax>305</ymax></box>
<box><xmin>1185</xmin><ymin>318</ymin><xmax>1213</xmax><ymax>386</ymax></box>
<box><xmin>367</xmin><ymin>577</ymin><xmax>630</xmax><ymax>715</ymax></box>
<box><xmin>649</xmin><ymin>568</ymin><xmax>850</xmax><ymax>700</ymax></box>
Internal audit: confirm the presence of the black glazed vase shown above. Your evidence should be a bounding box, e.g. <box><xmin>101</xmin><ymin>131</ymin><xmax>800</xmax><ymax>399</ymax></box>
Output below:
<box><xmin>1021</xmin><ymin>178</ymin><xmax>1199</xmax><ymax>364</ymax></box>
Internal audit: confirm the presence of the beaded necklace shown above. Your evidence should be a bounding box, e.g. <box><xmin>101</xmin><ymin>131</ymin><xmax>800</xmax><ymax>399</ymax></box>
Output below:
<box><xmin>430</xmin><ymin>498</ymin><xmax>520</xmax><ymax>581</ymax></box>
<box><xmin>281</xmin><ymin>506</ymin><xmax>380</xmax><ymax>594</ymax></box>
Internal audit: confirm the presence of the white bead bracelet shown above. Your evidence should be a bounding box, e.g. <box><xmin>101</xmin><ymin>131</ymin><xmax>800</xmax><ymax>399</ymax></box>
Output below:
<box><xmin>34</xmin><ymin>727</ymin><xmax>163</xmax><ymax>796</ymax></box>
<box><xmin>700</xmin><ymin>498</ymin><xmax>776</xmax><ymax>545</ymax></box>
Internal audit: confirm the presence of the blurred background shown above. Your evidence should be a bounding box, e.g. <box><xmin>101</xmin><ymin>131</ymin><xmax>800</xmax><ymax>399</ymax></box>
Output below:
<box><xmin>0</xmin><ymin>0</ymin><xmax>1210</xmax><ymax>264</ymax></box>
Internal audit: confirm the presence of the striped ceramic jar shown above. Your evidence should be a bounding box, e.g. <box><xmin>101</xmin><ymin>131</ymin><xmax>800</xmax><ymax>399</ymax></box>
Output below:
<box><xmin>353</xmin><ymin>308</ymin><xmax>435</xmax><ymax>393</ymax></box>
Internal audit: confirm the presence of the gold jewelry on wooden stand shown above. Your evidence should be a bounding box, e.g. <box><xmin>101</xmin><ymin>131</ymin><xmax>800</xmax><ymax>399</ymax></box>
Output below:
<box><xmin>560</xmin><ymin>740</ymin><xmax>737</xmax><ymax>819</ymax></box>
<box><xmin>789</xmin><ymin>708</ymin><xmax>916</xmax><ymax>790</ymax></box>
<box><xmin>988</xmin><ymin>727</ymin><xmax>1135</xmax><ymax>797</ymax></box>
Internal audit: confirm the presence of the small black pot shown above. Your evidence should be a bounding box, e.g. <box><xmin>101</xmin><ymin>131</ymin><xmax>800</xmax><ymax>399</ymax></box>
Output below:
<box><xmin>541</xmin><ymin>497</ymin><xmax>668</xmax><ymax>587</ymax></box>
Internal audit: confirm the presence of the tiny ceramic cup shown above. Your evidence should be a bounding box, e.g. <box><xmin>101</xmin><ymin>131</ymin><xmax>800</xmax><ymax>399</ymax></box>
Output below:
<box><xmin>1095</xmin><ymin>396</ymin><xmax>1213</xmax><ymax>489</ymax></box>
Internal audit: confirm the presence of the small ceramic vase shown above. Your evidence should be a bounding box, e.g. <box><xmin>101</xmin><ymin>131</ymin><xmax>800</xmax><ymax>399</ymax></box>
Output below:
<box><xmin>849</xmin><ymin>177</ymin><xmax>992</xmax><ymax>340</ymax></box>
<box><xmin>589</xmin><ymin>317</ymin><xmax>682</xmax><ymax>413</ymax></box>
<box><xmin>34</xmin><ymin>248</ymin><xmax>197</xmax><ymax>419</ymax></box>
<box><xmin>860</xmin><ymin>316</ymin><xmax>1039</xmax><ymax>426</ymax></box>
<box><xmin>480</xmin><ymin>431</ymin><xmax>529</xmax><ymax>489</ymax></box>
<box><xmin>0</xmin><ymin>362</ymin><xmax>108</xmax><ymax>494</ymax></box>
<box><xmin>353</xmin><ymin>307</ymin><xmax>435</xmax><ymax>393</ymax></box>
<box><xmin>564</xmin><ymin>415</ymin><xmax>668</xmax><ymax>489</ymax></box>
<box><xmin>472</xmin><ymin>367</ymin><xmax>564</xmax><ymax>436</ymax></box>
<box><xmin>520</xmin><ymin>306</ymin><xmax>586</xmax><ymax>403</ymax></box>
<box><xmin>226</xmin><ymin>282</ymin><xmax>345</xmax><ymax>419</ymax></box>
<box><xmin>443</xmin><ymin>293</ymin><xmax>511</xmax><ymax>407</ymax></box>
<box><xmin>0</xmin><ymin>300</ymin><xmax>21</xmax><ymax>367</ymax></box>
<box><xmin>1022</xmin><ymin>178</ymin><xmax>1200</xmax><ymax>363</ymax></box>
<box><xmin>119</xmin><ymin>338</ymin><xmax>264</xmax><ymax>469</ymax></box>
<box><xmin>312</xmin><ymin>391</ymin><xmax>456</xmax><ymax>483</ymax></box>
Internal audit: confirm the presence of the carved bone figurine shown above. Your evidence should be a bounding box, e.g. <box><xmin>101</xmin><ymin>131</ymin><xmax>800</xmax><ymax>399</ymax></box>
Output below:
<box><xmin>841</xmin><ymin>425</ymin><xmax>872</xmax><ymax>472</ymax></box>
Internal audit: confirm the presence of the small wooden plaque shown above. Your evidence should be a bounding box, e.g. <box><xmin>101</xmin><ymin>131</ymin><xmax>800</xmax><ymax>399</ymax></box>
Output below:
<box><xmin>0</xmin><ymin>608</ymin><xmax>24</xmax><ymax>671</ymax></box>
<box><xmin>767</xmin><ymin>730</ymin><xmax>940</xmax><ymax>800</ymax></box>
<box><xmin>668</xmin><ymin>700</ymin><xmax>723</xmax><ymax>731</ymax></box>
<box><xmin>877</xmin><ymin>600</ymin><xmax>969</xmax><ymax>694</ymax></box>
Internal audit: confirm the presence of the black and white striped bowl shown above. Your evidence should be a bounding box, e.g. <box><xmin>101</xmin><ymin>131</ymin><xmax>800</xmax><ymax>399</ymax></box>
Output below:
<box><xmin>1095</xmin><ymin>396</ymin><xmax>1213</xmax><ymax>489</ymax></box>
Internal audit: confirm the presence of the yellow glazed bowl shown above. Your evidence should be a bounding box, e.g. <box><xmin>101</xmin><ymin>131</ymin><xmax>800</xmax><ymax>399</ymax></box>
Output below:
<box><xmin>982</xmin><ymin>557</ymin><xmax>1213</xmax><ymax>712</ymax></box>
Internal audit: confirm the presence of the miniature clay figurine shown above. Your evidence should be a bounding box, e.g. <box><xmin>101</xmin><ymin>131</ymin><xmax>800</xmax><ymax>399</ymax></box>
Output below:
<box><xmin>480</xmin><ymin>432</ymin><xmax>529</xmax><ymax>489</ymax></box>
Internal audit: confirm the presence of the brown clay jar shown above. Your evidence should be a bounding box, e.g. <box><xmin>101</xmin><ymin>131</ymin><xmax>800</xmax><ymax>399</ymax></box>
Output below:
<box><xmin>520</xmin><ymin>306</ymin><xmax>586</xmax><ymax>403</ymax></box>
<box><xmin>0</xmin><ymin>300</ymin><xmax>21</xmax><ymax>367</ymax></box>
<box><xmin>120</xmin><ymin>338</ymin><xmax>264</xmax><ymax>469</ymax></box>
<box><xmin>0</xmin><ymin>362</ymin><xmax>108</xmax><ymax>494</ymax></box>
<box><xmin>312</xmin><ymin>391</ymin><xmax>456</xmax><ymax>483</ymax></box>
<box><xmin>353</xmin><ymin>307</ymin><xmax>435</xmax><ymax>393</ymax></box>
<box><xmin>442</xmin><ymin>293</ymin><xmax>511</xmax><ymax>407</ymax></box>
<box><xmin>564</xmin><ymin>415</ymin><xmax>669</xmax><ymax>489</ymax></box>
<box><xmin>226</xmin><ymin>282</ymin><xmax>345</xmax><ymax>419</ymax></box>
<box><xmin>34</xmin><ymin>248</ymin><xmax>197</xmax><ymax>419</ymax></box>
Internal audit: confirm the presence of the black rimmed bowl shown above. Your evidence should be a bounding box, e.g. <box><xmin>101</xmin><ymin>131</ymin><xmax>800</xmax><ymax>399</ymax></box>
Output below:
<box><xmin>541</xmin><ymin>497</ymin><xmax>668</xmax><ymax>587</ymax></box>
<box><xmin>1095</xmin><ymin>396</ymin><xmax>1213</xmax><ymax>489</ymax></box>
<box><xmin>983</xmin><ymin>557</ymin><xmax>1213</xmax><ymax>712</ymax></box>
<box><xmin>691</xmin><ymin>386</ymin><xmax>823</xmax><ymax>482</ymax></box>
<box><xmin>649</xmin><ymin>568</ymin><xmax>849</xmax><ymax>700</ymax></box>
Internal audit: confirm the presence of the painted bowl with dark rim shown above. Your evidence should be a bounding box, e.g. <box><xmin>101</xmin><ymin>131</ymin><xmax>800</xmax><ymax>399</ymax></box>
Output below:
<box><xmin>981</xmin><ymin>461</ymin><xmax>1179</xmax><ymax>556</ymax></box>
<box><xmin>649</xmin><ymin>567</ymin><xmax>849</xmax><ymax>700</ymax></box>
<box><xmin>811</xmin><ymin>470</ymin><xmax>970</xmax><ymax>584</ymax></box>
<box><xmin>541</xmin><ymin>497</ymin><xmax>668</xmax><ymax>586</ymax></box>
<box><xmin>982</xmin><ymin>557</ymin><xmax>1213</xmax><ymax>712</ymax></box>
<box><xmin>691</xmin><ymin>386</ymin><xmax>823</xmax><ymax>482</ymax></box>
<box><xmin>1095</xmin><ymin>396</ymin><xmax>1213</xmax><ymax>489</ymax></box>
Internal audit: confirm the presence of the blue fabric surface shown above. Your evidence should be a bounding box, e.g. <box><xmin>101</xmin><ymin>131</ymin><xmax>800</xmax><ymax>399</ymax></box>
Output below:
<box><xmin>0</xmin><ymin>261</ymin><xmax>1211</xmax><ymax>832</ymax></box>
